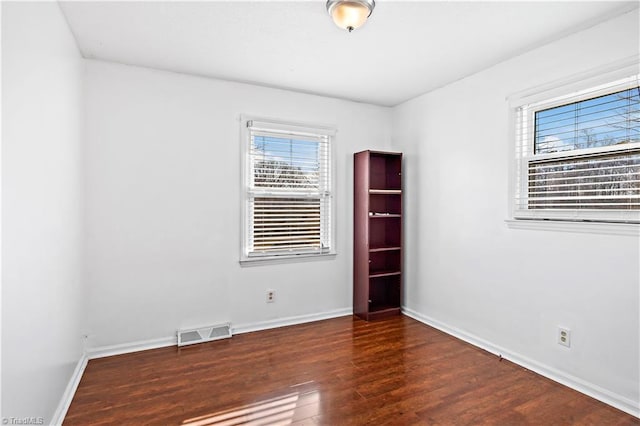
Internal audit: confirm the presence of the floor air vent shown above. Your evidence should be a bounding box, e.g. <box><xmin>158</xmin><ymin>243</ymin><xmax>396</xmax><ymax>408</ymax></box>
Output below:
<box><xmin>177</xmin><ymin>323</ymin><xmax>232</xmax><ymax>347</ymax></box>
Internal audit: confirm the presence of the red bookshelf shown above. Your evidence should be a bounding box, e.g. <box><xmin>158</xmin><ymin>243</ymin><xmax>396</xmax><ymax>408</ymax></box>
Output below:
<box><xmin>353</xmin><ymin>150</ymin><xmax>403</xmax><ymax>321</ymax></box>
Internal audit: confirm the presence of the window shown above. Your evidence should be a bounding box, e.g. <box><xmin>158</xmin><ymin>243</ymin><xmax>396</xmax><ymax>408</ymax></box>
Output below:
<box><xmin>513</xmin><ymin>73</ymin><xmax>640</xmax><ymax>223</ymax></box>
<box><xmin>241</xmin><ymin>118</ymin><xmax>334</xmax><ymax>262</ymax></box>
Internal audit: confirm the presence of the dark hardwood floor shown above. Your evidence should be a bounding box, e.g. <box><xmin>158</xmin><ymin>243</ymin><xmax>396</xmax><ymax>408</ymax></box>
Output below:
<box><xmin>64</xmin><ymin>315</ymin><xmax>639</xmax><ymax>425</ymax></box>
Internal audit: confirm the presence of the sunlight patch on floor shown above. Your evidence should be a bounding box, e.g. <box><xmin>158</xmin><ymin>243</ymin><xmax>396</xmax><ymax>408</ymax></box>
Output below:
<box><xmin>182</xmin><ymin>388</ymin><xmax>320</xmax><ymax>426</ymax></box>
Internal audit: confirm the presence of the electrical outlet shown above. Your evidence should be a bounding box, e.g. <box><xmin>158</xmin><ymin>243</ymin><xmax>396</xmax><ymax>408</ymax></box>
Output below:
<box><xmin>558</xmin><ymin>327</ymin><xmax>571</xmax><ymax>348</ymax></box>
<box><xmin>266</xmin><ymin>290</ymin><xmax>275</xmax><ymax>303</ymax></box>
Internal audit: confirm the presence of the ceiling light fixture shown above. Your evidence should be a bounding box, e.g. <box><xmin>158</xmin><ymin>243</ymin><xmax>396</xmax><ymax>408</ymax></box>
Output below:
<box><xmin>326</xmin><ymin>0</ymin><xmax>375</xmax><ymax>33</ymax></box>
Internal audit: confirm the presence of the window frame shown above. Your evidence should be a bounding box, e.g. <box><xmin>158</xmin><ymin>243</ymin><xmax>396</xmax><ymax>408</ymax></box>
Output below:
<box><xmin>239</xmin><ymin>116</ymin><xmax>337</xmax><ymax>264</ymax></box>
<box><xmin>508</xmin><ymin>58</ymin><xmax>640</xmax><ymax>228</ymax></box>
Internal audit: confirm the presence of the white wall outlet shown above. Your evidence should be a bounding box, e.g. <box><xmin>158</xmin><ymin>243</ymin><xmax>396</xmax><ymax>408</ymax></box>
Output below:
<box><xmin>558</xmin><ymin>327</ymin><xmax>571</xmax><ymax>348</ymax></box>
<box><xmin>266</xmin><ymin>289</ymin><xmax>275</xmax><ymax>303</ymax></box>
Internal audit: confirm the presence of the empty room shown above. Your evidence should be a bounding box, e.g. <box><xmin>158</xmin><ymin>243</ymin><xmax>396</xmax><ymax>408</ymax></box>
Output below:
<box><xmin>2</xmin><ymin>0</ymin><xmax>639</xmax><ymax>424</ymax></box>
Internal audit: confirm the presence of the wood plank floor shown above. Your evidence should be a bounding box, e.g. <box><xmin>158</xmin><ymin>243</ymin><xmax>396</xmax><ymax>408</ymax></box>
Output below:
<box><xmin>65</xmin><ymin>315</ymin><xmax>639</xmax><ymax>425</ymax></box>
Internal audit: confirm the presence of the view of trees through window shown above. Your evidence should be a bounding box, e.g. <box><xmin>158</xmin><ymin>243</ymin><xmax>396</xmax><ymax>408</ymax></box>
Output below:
<box><xmin>250</xmin><ymin>135</ymin><xmax>326</xmax><ymax>253</ymax></box>
<box><xmin>535</xmin><ymin>87</ymin><xmax>639</xmax><ymax>153</ymax></box>
<box><xmin>529</xmin><ymin>86</ymin><xmax>640</xmax><ymax>210</ymax></box>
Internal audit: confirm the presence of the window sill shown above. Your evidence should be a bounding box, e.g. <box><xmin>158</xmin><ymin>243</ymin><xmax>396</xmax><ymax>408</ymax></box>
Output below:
<box><xmin>505</xmin><ymin>219</ymin><xmax>639</xmax><ymax>236</ymax></box>
<box><xmin>240</xmin><ymin>252</ymin><xmax>337</xmax><ymax>267</ymax></box>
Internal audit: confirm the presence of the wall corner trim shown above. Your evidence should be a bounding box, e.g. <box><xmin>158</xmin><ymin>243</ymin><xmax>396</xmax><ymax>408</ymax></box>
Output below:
<box><xmin>51</xmin><ymin>353</ymin><xmax>89</xmax><ymax>426</ymax></box>
<box><xmin>401</xmin><ymin>307</ymin><xmax>640</xmax><ymax>418</ymax></box>
<box><xmin>231</xmin><ymin>308</ymin><xmax>353</xmax><ymax>335</ymax></box>
<box><xmin>87</xmin><ymin>336</ymin><xmax>177</xmax><ymax>360</ymax></box>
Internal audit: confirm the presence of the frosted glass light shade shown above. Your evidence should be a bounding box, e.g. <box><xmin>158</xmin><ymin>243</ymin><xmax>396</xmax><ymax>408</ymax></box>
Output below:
<box><xmin>327</xmin><ymin>0</ymin><xmax>375</xmax><ymax>32</ymax></box>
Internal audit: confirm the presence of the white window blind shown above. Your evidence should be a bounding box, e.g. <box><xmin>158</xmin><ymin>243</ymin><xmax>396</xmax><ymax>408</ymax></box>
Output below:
<box><xmin>514</xmin><ymin>74</ymin><xmax>640</xmax><ymax>223</ymax></box>
<box><xmin>243</xmin><ymin>119</ymin><xmax>333</xmax><ymax>260</ymax></box>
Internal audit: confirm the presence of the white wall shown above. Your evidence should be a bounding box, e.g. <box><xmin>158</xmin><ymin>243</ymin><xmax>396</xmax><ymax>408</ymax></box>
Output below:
<box><xmin>1</xmin><ymin>2</ymin><xmax>85</xmax><ymax>423</ymax></box>
<box><xmin>83</xmin><ymin>60</ymin><xmax>392</xmax><ymax>348</ymax></box>
<box><xmin>392</xmin><ymin>9</ymin><xmax>639</xmax><ymax>413</ymax></box>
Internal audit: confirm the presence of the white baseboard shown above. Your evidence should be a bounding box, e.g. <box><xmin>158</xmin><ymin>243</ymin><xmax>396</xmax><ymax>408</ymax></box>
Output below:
<box><xmin>402</xmin><ymin>307</ymin><xmax>640</xmax><ymax>418</ymax></box>
<box><xmin>87</xmin><ymin>336</ymin><xmax>176</xmax><ymax>359</ymax></box>
<box><xmin>232</xmin><ymin>307</ymin><xmax>353</xmax><ymax>335</ymax></box>
<box><xmin>86</xmin><ymin>308</ymin><xmax>353</xmax><ymax>359</ymax></box>
<box><xmin>51</xmin><ymin>353</ymin><xmax>88</xmax><ymax>426</ymax></box>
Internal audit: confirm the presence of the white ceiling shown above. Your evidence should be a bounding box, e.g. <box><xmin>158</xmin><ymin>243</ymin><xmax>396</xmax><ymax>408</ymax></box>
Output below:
<box><xmin>59</xmin><ymin>1</ymin><xmax>637</xmax><ymax>107</ymax></box>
